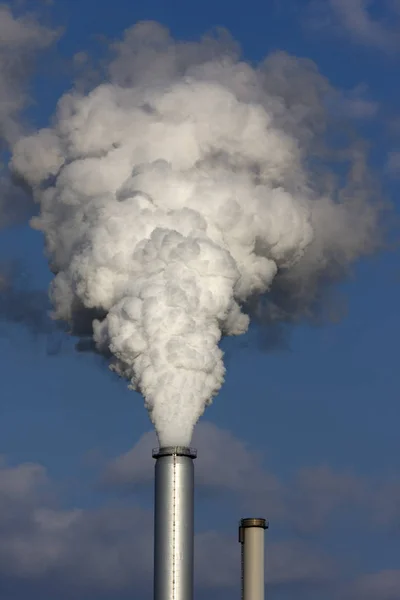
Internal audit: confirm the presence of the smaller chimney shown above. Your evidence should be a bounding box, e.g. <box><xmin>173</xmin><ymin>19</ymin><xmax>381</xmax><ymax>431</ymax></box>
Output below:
<box><xmin>238</xmin><ymin>517</ymin><xmax>268</xmax><ymax>600</ymax></box>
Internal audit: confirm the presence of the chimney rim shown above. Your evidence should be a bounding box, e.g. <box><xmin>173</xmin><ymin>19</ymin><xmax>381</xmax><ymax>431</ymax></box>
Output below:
<box><xmin>239</xmin><ymin>517</ymin><xmax>268</xmax><ymax>529</ymax></box>
<box><xmin>152</xmin><ymin>446</ymin><xmax>197</xmax><ymax>459</ymax></box>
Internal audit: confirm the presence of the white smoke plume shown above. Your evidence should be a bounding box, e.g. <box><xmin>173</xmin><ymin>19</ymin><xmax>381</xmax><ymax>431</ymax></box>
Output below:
<box><xmin>11</xmin><ymin>22</ymin><xmax>383</xmax><ymax>447</ymax></box>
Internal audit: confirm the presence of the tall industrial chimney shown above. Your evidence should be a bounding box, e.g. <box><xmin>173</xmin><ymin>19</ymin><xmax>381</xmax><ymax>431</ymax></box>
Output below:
<box><xmin>238</xmin><ymin>517</ymin><xmax>268</xmax><ymax>600</ymax></box>
<box><xmin>153</xmin><ymin>446</ymin><xmax>197</xmax><ymax>600</ymax></box>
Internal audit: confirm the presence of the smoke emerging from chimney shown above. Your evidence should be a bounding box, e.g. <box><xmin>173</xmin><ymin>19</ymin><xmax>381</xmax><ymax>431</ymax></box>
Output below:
<box><xmin>10</xmin><ymin>22</ymin><xmax>382</xmax><ymax>446</ymax></box>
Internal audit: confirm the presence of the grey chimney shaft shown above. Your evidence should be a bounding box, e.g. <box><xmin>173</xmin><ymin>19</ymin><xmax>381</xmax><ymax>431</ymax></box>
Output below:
<box><xmin>239</xmin><ymin>518</ymin><xmax>268</xmax><ymax>600</ymax></box>
<box><xmin>153</xmin><ymin>446</ymin><xmax>196</xmax><ymax>600</ymax></box>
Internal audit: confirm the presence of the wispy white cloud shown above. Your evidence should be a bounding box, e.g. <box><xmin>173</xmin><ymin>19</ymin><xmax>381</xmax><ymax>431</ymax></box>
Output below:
<box><xmin>0</xmin><ymin>3</ymin><xmax>58</xmax><ymax>146</ymax></box>
<box><xmin>306</xmin><ymin>0</ymin><xmax>400</xmax><ymax>52</ymax></box>
<box><xmin>322</xmin><ymin>83</ymin><xmax>379</xmax><ymax>124</ymax></box>
<box><xmin>0</xmin><ymin>424</ymin><xmax>398</xmax><ymax>598</ymax></box>
<box><xmin>333</xmin><ymin>84</ymin><xmax>379</xmax><ymax>119</ymax></box>
<box><xmin>0</xmin><ymin>4</ymin><xmax>58</xmax><ymax>235</ymax></box>
<box><xmin>0</xmin><ymin>4</ymin><xmax>59</xmax><ymax>309</ymax></box>
<box><xmin>196</xmin><ymin>530</ymin><xmax>336</xmax><ymax>589</ymax></box>
<box><xmin>103</xmin><ymin>421</ymin><xmax>400</xmax><ymax>534</ymax></box>
<box><xmin>0</xmin><ymin>454</ymin><xmax>336</xmax><ymax>598</ymax></box>
<box><xmin>386</xmin><ymin>151</ymin><xmax>400</xmax><ymax>176</ymax></box>
<box><xmin>347</xmin><ymin>569</ymin><xmax>400</xmax><ymax>599</ymax></box>
<box><xmin>101</xmin><ymin>421</ymin><xmax>280</xmax><ymax>497</ymax></box>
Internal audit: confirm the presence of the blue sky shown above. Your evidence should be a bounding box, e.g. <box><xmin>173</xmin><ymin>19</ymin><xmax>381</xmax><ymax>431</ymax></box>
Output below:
<box><xmin>0</xmin><ymin>1</ymin><xmax>399</xmax><ymax>599</ymax></box>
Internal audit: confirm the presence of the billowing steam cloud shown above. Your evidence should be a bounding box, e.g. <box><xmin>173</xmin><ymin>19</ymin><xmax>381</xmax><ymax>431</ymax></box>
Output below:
<box><xmin>11</xmin><ymin>23</ymin><xmax>382</xmax><ymax>447</ymax></box>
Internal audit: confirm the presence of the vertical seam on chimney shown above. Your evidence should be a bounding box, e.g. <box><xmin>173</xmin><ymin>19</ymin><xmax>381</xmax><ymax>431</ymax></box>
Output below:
<box><xmin>172</xmin><ymin>453</ymin><xmax>177</xmax><ymax>600</ymax></box>
<box><xmin>241</xmin><ymin>530</ymin><xmax>244</xmax><ymax>600</ymax></box>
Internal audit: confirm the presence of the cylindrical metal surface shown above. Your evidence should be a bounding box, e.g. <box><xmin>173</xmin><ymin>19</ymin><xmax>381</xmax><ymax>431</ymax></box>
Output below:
<box><xmin>239</xmin><ymin>517</ymin><xmax>268</xmax><ymax>600</ymax></box>
<box><xmin>153</xmin><ymin>446</ymin><xmax>197</xmax><ymax>600</ymax></box>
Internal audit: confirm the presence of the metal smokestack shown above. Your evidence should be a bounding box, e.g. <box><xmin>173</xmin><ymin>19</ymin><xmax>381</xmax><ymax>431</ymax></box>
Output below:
<box><xmin>238</xmin><ymin>517</ymin><xmax>268</xmax><ymax>600</ymax></box>
<box><xmin>152</xmin><ymin>446</ymin><xmax>197</xmax><ymax>600</ymax></box>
